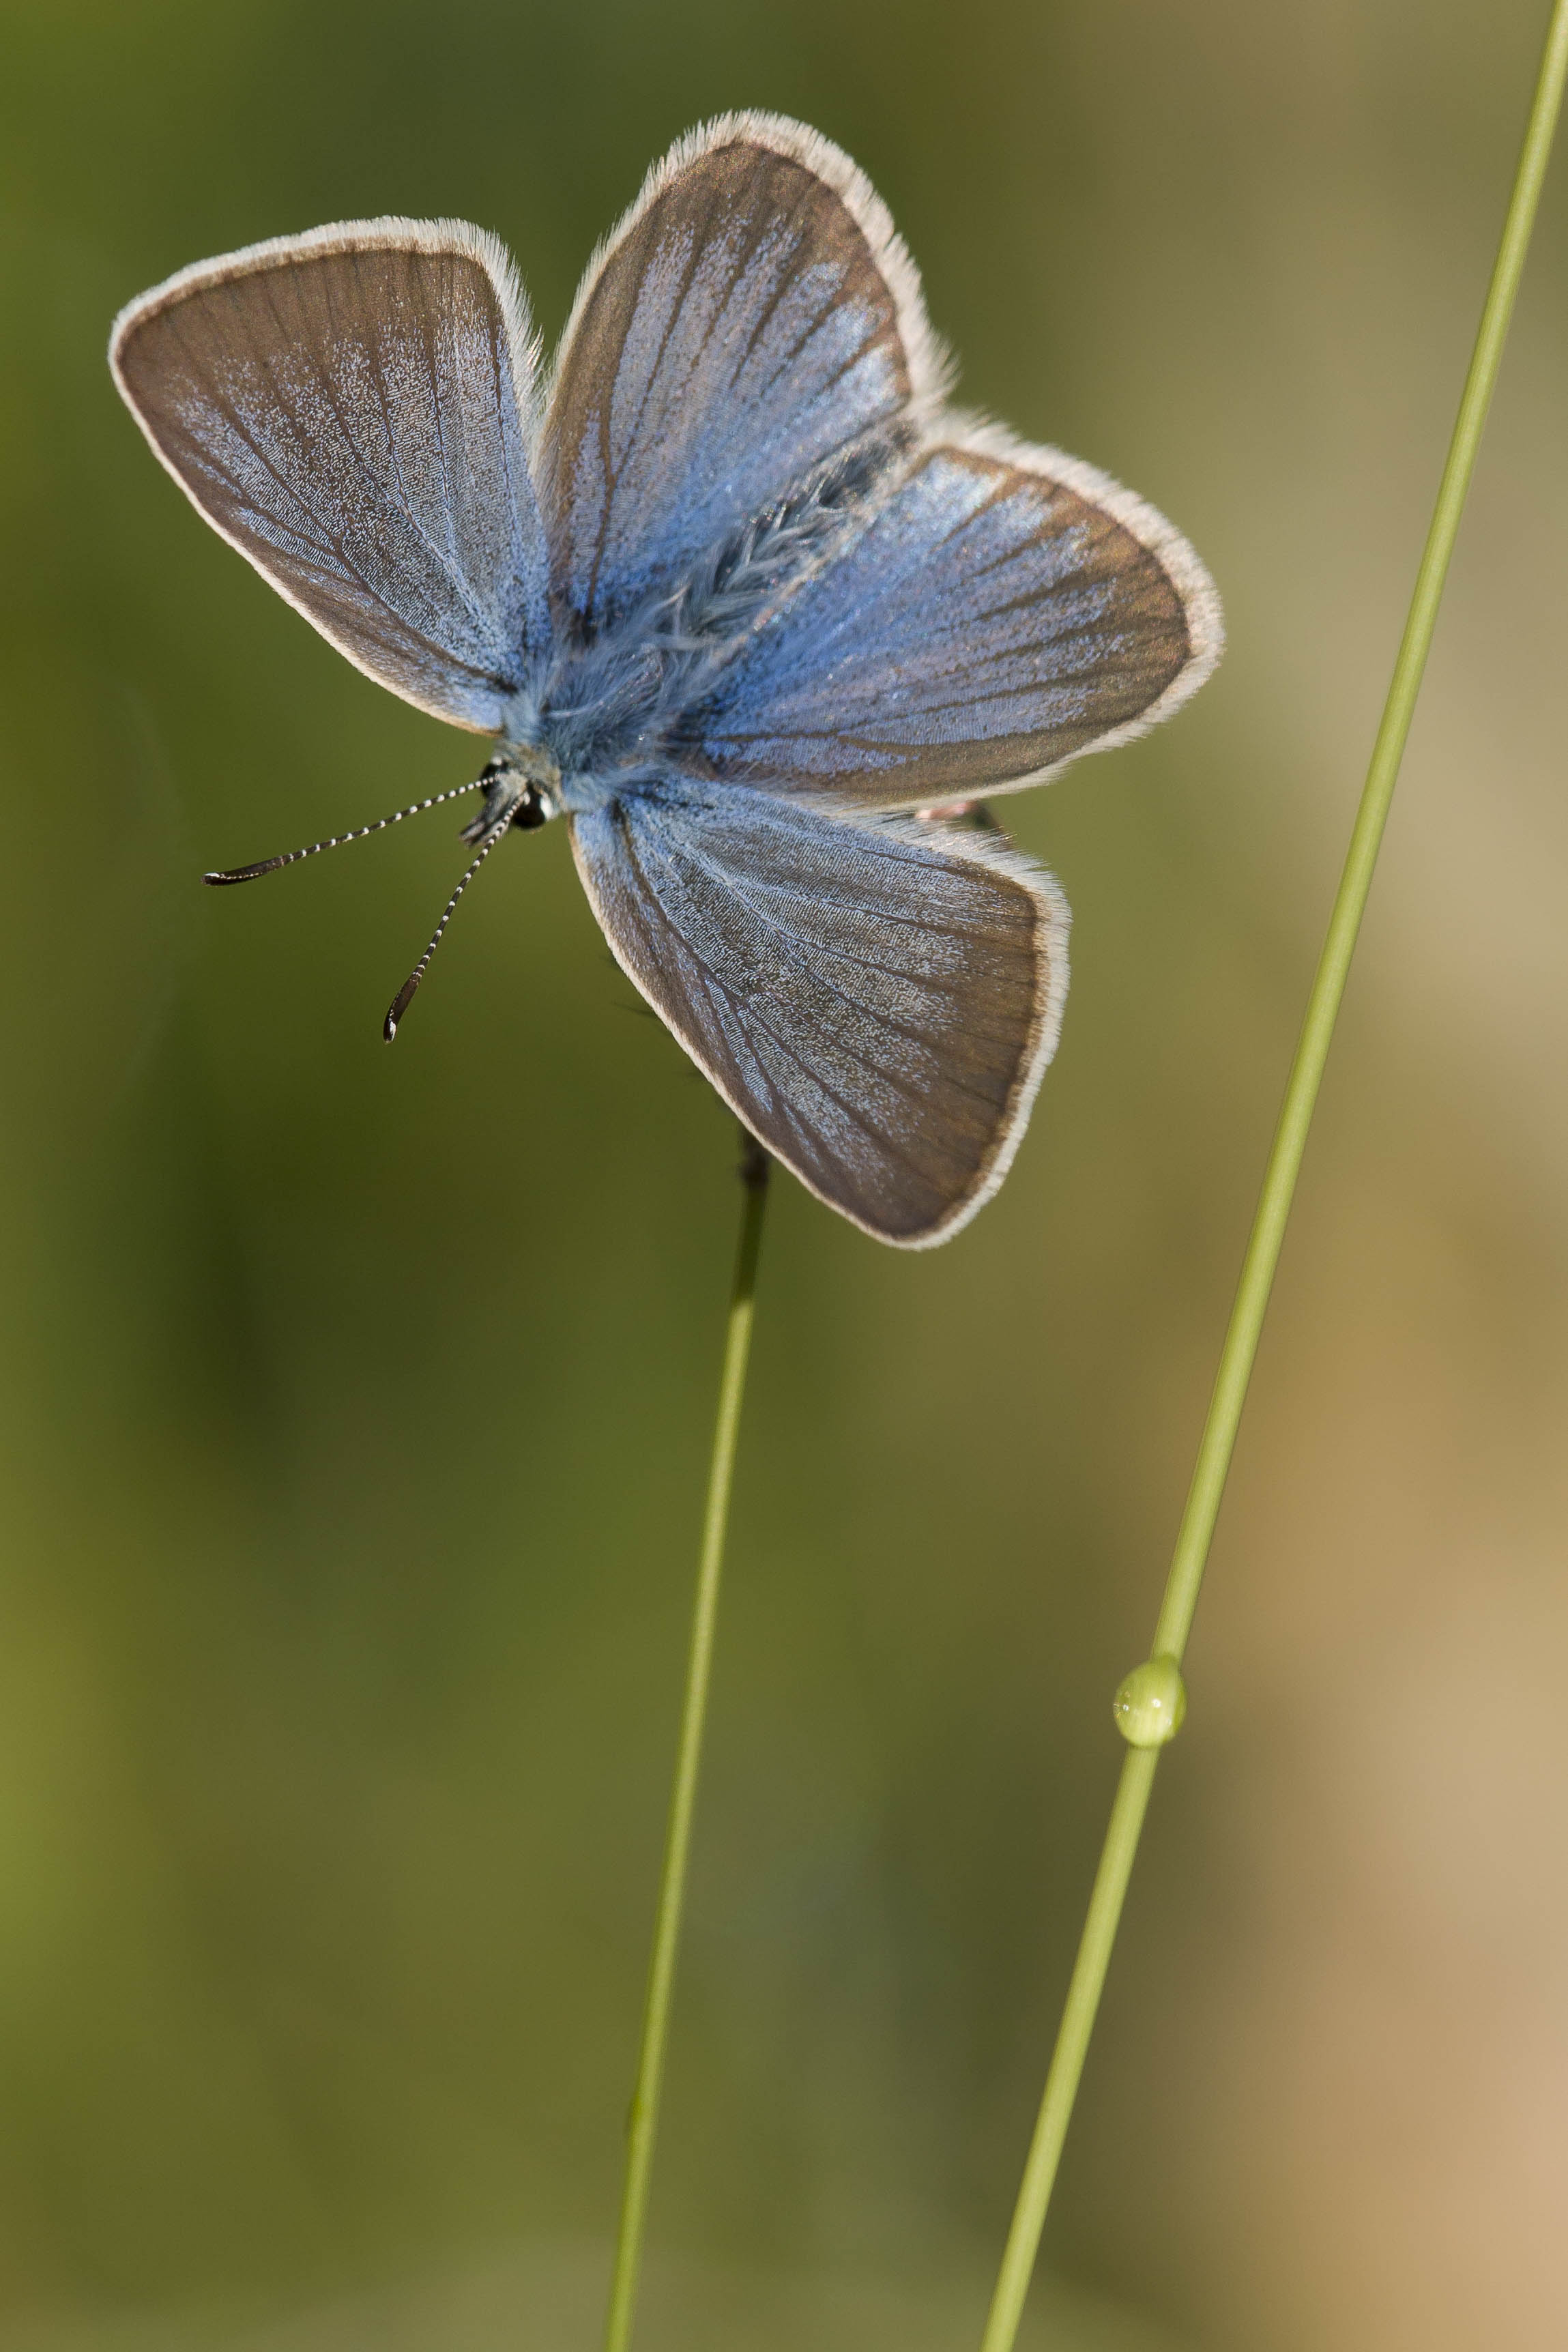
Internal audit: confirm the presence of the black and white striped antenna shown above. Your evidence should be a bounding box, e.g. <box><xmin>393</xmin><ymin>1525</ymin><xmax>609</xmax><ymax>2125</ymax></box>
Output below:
<box><xmin>381</xmin><ymin>814</ymin><xmax>512</xmax><ymax>1043</ymax></box>
<box><xmin>201</xmin><ymin>780</ymin><xmax>487</xmax><ymax>886</ymax></box>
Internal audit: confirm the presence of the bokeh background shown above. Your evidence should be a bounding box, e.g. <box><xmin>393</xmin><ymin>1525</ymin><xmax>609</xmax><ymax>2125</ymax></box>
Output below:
<box><xmin>3</xmin><ymin>1</ymin><xmax>1567</xmax><ymax>2346</ymax></box>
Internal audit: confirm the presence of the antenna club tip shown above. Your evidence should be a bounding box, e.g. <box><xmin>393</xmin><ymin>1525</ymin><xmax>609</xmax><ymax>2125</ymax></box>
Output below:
<box><xmin>382</xmin><ymin>1012</ymin><xmax>400</xmax><ymax>1043</ymax></box>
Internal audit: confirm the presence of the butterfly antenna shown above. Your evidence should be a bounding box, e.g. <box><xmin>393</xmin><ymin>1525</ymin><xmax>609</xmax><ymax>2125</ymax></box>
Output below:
<box><xmin>203</xmin><ymin>780</ymin><xmax>485</xmax><ymax>885</ymax></box>
<box><xmin>382</xmin><ymin>816</ymin><xmax>510</xmax><ymax>1043</ymax></box>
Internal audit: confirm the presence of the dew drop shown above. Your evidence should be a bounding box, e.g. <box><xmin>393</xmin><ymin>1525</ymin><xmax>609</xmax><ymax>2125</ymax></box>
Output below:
<box><xmin>1112</xmin><ymin>1656</ymin><xmax>1187</xmax><ymax>1748</ymax></box>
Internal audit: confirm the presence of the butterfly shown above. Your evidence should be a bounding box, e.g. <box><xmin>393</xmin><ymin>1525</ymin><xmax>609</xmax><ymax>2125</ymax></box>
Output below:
<box><xmin>109</xmin><ymin>112</ymin><xmax>1221</xmax><ymax>1247</ymax></box>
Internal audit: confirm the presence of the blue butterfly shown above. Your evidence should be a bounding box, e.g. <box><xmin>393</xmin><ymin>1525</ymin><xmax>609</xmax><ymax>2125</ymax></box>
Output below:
<box><xmin>109</xmin><ymin>113</ymin><xmax>1221</xmax><ymax>1245</ymax></box>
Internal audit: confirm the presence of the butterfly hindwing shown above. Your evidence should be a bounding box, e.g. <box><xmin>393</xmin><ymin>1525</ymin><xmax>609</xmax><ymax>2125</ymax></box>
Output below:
<box><xmin>571</xmin><ymin>782</ymin><xmax>1067</xmax><ymax>1245</ymax></box>
<box><xmin>111</xmin><ymin>220</ymin><xmax>550</xmax><ymax>732</ymax></box>
<box><xmin>543</xmin><ymin>113</ymin><xmax>944</xmax><ymax>633</ymax></box>
<box><xmin>695</xmin><ymin>431</ymin><xmax>1221</xmax><ymax>805</ymax></box>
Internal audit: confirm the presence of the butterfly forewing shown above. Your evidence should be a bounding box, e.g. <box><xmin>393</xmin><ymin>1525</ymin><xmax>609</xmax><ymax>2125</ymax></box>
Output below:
<box><xmin>111</xmin><ymin>222</ymin><xmax>549</xmax><ymax>731</ymax></box>
<box><xmin>695</xmin><ymin>435</ymin><xmax>1220</xmax><ymax>804</ymax></box>
<box><xmin>572</xmin><ymin>783</ymin><xmax>1066</xmax><ymax>1246</ymax></box>
<box><xmin>544</xmin><ymin>113</ymin><xmax>943</xmax><ymax>633</ymax></box>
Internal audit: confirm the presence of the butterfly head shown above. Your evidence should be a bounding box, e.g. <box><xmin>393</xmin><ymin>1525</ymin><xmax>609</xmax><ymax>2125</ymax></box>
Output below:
<box><xmin>461</xmin><ymin>746</ymin><xmax>561</xmax><ymax>842</ymax></box>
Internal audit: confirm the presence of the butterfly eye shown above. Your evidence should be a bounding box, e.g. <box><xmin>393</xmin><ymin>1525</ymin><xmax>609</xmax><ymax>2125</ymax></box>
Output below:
<box><xmin>458</xmin><ymin>749</ymin><xmax>560</xmax><ymax>842</ymax></box>
<box><xmin>512</xmin><ymin>784</ymin><xmax>553</xmax><ymax>831</ymax></box>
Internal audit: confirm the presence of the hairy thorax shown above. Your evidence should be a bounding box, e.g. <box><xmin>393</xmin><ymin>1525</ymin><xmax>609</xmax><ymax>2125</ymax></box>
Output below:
<box><xmin>491</xmin><ymin>428</ymin><xmax>911</xmax><ymax>824</ymax></box>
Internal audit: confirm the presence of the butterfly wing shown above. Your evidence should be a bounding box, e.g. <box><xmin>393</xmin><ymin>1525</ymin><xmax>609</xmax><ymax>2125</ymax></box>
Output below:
<box><xmin>543</xmin><ymin>111</ymin><xmax>945</xmax><ymax>633</ymax></box>
<box><xmin>110</xmin><ymin>219</ymin><xmax>549</xmax><ymax>732</ymax></box>
<box><xmin>693</xmin><ymin>428</ymin><xmax>1222</xmax><ymax>804</ymax></box>
<box><xmin>572</xmin><ymin>782</ymin><xmax>1066</xmax><ymax>1246</ymax></box>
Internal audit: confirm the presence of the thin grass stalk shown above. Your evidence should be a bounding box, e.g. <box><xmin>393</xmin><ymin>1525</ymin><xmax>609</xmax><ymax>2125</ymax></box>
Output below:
<box><xmin>978</xmin><ymin>9</ymin><xmax>1568</xmax><ymax>2347</ymax></box>
<box><xmin>600</xmin><ymin>1134</ymin><xmax>770</xmax><ymax>2352</ymax></box>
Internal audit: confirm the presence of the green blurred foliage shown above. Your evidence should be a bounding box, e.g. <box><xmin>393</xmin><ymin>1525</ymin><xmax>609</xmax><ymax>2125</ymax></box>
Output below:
<box><xmin>1</xmin><ymin>2</ymin><xmax>1565</xmax><ymax>2347</ymax></box>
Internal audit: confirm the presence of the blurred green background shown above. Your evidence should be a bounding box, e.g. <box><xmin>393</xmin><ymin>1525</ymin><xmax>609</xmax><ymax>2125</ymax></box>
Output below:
<box><xmin>3</xmin><ymin>2</ymin><xmax>1567</xmax><ymax>2347</ymax></box>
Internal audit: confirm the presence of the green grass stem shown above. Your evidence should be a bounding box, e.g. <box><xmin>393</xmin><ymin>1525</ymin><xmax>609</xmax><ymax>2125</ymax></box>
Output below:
<box><xmin>978</xmin><ymin>9</ymin><xmax>1568</xmax><ymax>2347</ymax></box>
<box><xmin>600</xmin><ymin>1135</ymin><xmax>770</xmax><ymax>2352</ymax></box>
